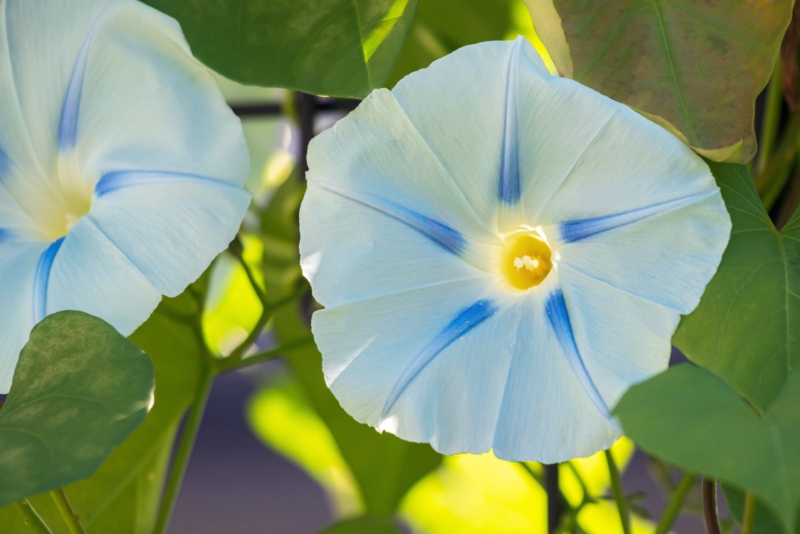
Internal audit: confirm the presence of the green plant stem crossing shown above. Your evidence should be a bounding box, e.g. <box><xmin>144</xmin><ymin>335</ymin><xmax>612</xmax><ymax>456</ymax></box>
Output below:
<box><xmin>605</xmin><ymin>450</ymin><xmax>631</xmax><ymax>534</ymax></box>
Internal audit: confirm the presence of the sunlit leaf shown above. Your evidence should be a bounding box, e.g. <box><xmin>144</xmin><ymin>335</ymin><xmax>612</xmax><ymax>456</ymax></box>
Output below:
<box><xmin>143</xmin><ymin>0</ymin><xmax>418</xmax><ymax>98</ymax></box>
<box><xmin>674</xmin><ymin>162</ymin><xmax>800</xmax><ymax>411</ymax></box>
<box><xmin>402</xmin><ymin>440</ymin><xmax>645</xmax><ymax>534</ymax></box>
<box><xmin>204</xmin><ymin>237</ymin><xmax>265</xmax><ymax>356</ymax></box>
<box><xmin>0</xmin><ymin>312</ymin><xmax>154</xmax><ymax>509</ymax></box>
<box><xmin>524</xmin><ymin>0</ymin><xmax>792</xmax><ymax>162</ymax></box>
<box><xmin>615</xmin><ymin>364</ymin><xmax>800</xmax><ymax>533</ymax></box>
<box><xmin>249</xmin><ymin>375</ymin><xmax>362</xmax><ymax>517</ymax></box>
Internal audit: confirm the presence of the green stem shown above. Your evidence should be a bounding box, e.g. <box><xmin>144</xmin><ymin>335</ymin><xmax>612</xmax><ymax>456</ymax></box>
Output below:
<box><xmin>741</xmin><ymin>492</ymin><xmax>757</xmax><ymax>534</ymax></box>
<box><xmin>516</xmin><ymin>461</ymin><xmax>545</xmax><ymax>490</ymax></box>
<box><xmin>756</xmin><ymin>113</ymin><xmax>800</xmax><ymax>202</ymax></box>
<box><xmin>702</xmin><ymin>478</ymin><xmax>722</xmax><ymax>534</ymax></box>
<box><xmin>50</xmin><ymin>489</ymin><xmax>86</xmax><ymax>534</ymax></box>
<box><xmin>153</xmin><ymin>363</ymin><xmax>216</xmax><ymax>534</ymax></box>
<box><xmin>226</xmin><ymin>283</ymin><xmax>309</xmax><ymax>363</ymax></box>
<box><xmin>15</xmin><ymin>500</ymin><xmax>53</xmax><ymax>534</ymax></box>
<box><xmin>216</xmin><ymin>337</ymin><xmax>314</xmax><ymax>373</ymax></box>
<box><xmin>230</xmin><ymin>241</ymin><xmax>269</xmax><ymax>306</ymax></box>
<box><xmin>655</xmin><ymin>472</ymin><xmax>696</xmax><ymax>534</ymax></box>
<box><xmin>604</xmin><ymin>449</ymin><xmax>631</xmax><ymax>534</ymax></box>
<box><xmin>758</xmin><ymin>64</ymin><xmax>783</xmax><ymax>176</ymax></box>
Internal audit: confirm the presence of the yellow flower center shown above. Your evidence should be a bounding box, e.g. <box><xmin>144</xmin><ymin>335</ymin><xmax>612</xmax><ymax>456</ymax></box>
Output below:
<box><xmin>39</xmin><ymin>155</ymin><xmax>93</xmax><ymax>242</ymax></box>
<box><xmin>501</xmin><ymin>232</ymin><xmax>553</xmax><ymax>290</ymax></box>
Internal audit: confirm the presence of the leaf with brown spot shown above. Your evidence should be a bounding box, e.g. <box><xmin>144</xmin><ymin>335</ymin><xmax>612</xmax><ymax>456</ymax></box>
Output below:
<box><xmin>524</xmin><ymin>0</ymin><xmax>793</xmax><ymax>163</ymax></box>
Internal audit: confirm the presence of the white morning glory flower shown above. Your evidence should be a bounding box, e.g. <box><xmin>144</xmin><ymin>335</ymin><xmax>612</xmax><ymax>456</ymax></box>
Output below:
<box><xmin>0</xmin><ymin>0</ymin><xmax>250</xmax><ymax>391</ymax></box>
<box><xmin>299</xmin><ymin>37</ymin><xmax>731</xmax><ymax>462</ymax></box>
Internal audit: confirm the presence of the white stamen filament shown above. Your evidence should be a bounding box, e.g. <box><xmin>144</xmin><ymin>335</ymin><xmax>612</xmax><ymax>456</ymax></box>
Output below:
<box><xmin>514</xmin><ymin>255</ymin><xmax>540</xmax><ymax>271</ymax></box>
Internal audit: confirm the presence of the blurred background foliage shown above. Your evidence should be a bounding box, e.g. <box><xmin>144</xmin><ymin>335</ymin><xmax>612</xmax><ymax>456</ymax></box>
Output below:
<box><xmin>4</xmin><ymin>0</ymin><xmax>800</xmax><ymax>532</ymax></box>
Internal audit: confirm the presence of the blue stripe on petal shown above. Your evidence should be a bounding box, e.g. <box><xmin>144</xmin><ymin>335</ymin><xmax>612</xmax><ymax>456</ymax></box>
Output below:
<box><xmin>0</xmin><ymin>229</ymin><xmax>12</xmax><ymax>242</ymax></box>
<box><xmin>95</xmin><ymin>170</ymin><xmax>242</xmax><ymax>197</ymax></box>
<box><xmin>33</xmin><ymin>238</ymin><xmax>65</xmax><ymax>323</ymax></box>
<box><xmin>499</xmin><ymin>38</ymin><xmax>523</xmax><ymax>204</ymax></box>
<box><xmin>59</xmin><ymin>6</ymin><xmax>111</xmax><ymax>150</ymax></box>
<box><xmin>381</xmin><ymin>299</ymin><xmax>499</xmax><ymax>418</ymax></box>
<box><xmin>559</xmin><ymin>191</ymin><xmax>715</xmax><ymax>243</ymax></box>
<box><xmin>319</xmin><ymin>184</ymin><xmax>466</xmax><ymax>255</ymax></box>
<box><xmin>545</xmin><ymin>290</ymin><xmax>610</xmax><ymax>419</ymax></box>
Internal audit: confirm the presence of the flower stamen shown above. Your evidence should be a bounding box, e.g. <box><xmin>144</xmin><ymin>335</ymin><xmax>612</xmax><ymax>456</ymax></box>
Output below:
<box><xmin>502</xmin><ymin>232</ymin><xmax>552</xmax><ymax>290</ymax></box>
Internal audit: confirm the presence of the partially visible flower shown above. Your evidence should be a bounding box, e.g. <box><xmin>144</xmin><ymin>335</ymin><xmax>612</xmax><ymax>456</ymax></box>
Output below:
<box><xmin>300</xmin><ymin>37</ymin><xmax>731</xmax><ymax>462</ymax></box>
<box><xmin>0</xmin><ymin>0</ymin><xmax>250</xmax><ymax>391</ymax></box>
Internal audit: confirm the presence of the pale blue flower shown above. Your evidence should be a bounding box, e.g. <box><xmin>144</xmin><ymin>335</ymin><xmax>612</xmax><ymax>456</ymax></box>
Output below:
<box><xmin>300</xmin><ymin>38</ymin><xmax>731</xmax><ymax>462</ymax></box>
<box><xmin>0</xmin><ymin>0</ymin><xmax>250</xmax><ymax>391</ymax></box>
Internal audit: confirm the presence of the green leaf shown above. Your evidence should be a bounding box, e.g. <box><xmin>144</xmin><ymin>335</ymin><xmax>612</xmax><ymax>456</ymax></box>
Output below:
<box><xmin>0</xmin><ymin>312</ymin><xmax>154</xmax><ymax>509</ymax></box>
<box><xmin>57</xmin><ymin>286</ymin><xmax>207</xmax><ymax>533</ymax></box>
<box><xmin>319</xmin><ymin>515</ymin><xmax>401</xmax><ymax>534</ymax></box>
<box><xmin>385</xmin><ymin>0</ymin><xmax>518</xmax><ymax>87</ymax></box>
<box><xmin>524</xmin><ymin>0</ymin><xmax>792</xmax><ymax>162</ymax></box>
<box><xmin>673</xmin><ymin>162</ymin><xmax>800</xmax><ymax>411</ymax></box>
<box><xmin>614</xmin><ymin>364</ymin><xmax>800</xmax><ymax>533</ymax></box>
<box><xmin>260</xmin><ymin>175</ymin><xmax>442</xmax><ymax>515</ymax></box>
<box><xmin>142</xmin><ymin>0</ymin><xmax>418</xmax><ymax>98</ymax></box>
<box><xmin>723</xmin><ymin>483</ymin><xmax>786</xmax><ymax>534</ymax></box>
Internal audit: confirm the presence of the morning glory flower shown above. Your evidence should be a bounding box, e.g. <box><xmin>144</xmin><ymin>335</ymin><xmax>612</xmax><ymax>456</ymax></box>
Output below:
<box><xmin>300</xmin><ymin>37</ymin><xmax>731</xmax><ymax>462</ymax></box>
<box><xmin>0</xmin><ymin>0</ymin><xmax>250</xmax><ymax>391</ymax></box>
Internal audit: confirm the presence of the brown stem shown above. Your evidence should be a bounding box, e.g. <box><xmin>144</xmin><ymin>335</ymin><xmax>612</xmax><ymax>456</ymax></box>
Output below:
<box><xmin>702</xmin><ymin>478</ymin><xmax>722</xmax><ymax>534</ymax></box>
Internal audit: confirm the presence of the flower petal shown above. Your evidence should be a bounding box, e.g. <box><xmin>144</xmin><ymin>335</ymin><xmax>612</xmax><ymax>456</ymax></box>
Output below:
<box><xmin>0</xmin><ymin>0</ymin><xmax>113</xmax><ymax>183</ymax></box>
<box><xmin>315</xmin><ymin>284</ymin><xmax>520</xmax><ymax>456</ymax></box>
<box><xmin>492</xmin><ymin>293</ymin><xmax>619</xmax><ymax>462</ymax></box>
<box><xmin>557</xmin><ymin>264</ymin><xmax>678</xmax><ymax>410</ymax></box>
<box><xmin>549</xmin><ymin>192</ymin><xmax>730</xmax><ymax>313</ymax></box>
<box><xmin>392</xmin><ymin>38</ymin><xmax>551</xmax><ymax>222</ymax></box>
<box><xmin>0</xmin><ymin>243</ymin><xmax>46</xmax><ymax>393</ymax></box>
<box><xmin>1</xmin><ymin>0</ymin><xmax>247</xmax><ymax>202</ymax></box>
<box><xmin>87</xmin><ymin>179</ymin><xmax>250</xmax><ymax>297</ymax></box>
<box><xmin>300</xmin><ymin>184</ymin><xmax>489</xmax><ymax>309</ymax></box>
<box><xmin>46</xmin><ymin>217</ymin><xmax>161</xmax><ymax>335</ymax></box>
<box><xmin>306</xmin><ymin>88</ymin><xmax>486</xmax><ymax>238</ymax></box>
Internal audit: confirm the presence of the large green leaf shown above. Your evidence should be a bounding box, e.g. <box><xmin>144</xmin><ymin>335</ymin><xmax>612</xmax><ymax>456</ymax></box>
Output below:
<box><xmin>673</xmin><ymin>162</ymin><xmax>800</xmax><ymax>411</ymax></box>
<box><xmin>724</xmin><ymin>483</ymin><xmax>786</xmax><ymax>534</ymax></box>
<box><xmin>524</xmin><ymin>0</ymin><xmax>792</xmax><ymax>162</ymax></box>
<box><xmin>0</xmin><ymin>312</ymin><xmax>154</xmax><ymax>509</ymax></box>
<box><xmin>143</xmin><ymin>0</ymin><xmax>418</xmax><ymax>98</ymax></box>
<box><xmin>614</xmin><ymin>364</ymin><xmax>800</xmax><ymax>533</ymax></box>
<box><xmin>260</xmin><ymin>175</ymin><xmax>442</xmax><ymax>515</ymax></box>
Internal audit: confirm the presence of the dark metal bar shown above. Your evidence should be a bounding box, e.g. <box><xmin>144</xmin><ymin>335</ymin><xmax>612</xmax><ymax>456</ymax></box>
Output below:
<box><xmin>295</xmin><ymin>92</ymin><xmax>317</xmax><ymax>173</ymax></box>
<box><xmin>316</xmin><ymin>98</ymin><xmax>360</xmax><ymax>112</ymax></box>
<box><xmin>231</xmin><ymin>103</ymin><xmax>284</xmax><ymax>118</ymax></box>
<box><xmin>231</xmin><ymin>98</ymin><xmax>359</xmax><ymax>120</ymax></box>
<box><xmin>545</xmin><ymin>463</ymin><xmax>562</xmax><ymax>533</ymax></box>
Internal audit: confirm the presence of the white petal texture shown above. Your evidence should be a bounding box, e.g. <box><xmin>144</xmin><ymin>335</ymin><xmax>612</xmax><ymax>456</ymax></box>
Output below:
<box><xmin>0</xmin><ymin>0</ymin><xmax>250</xmax><ymax>392</ymax></box>
<box><xmin>300</xmin><ymin>37</ymin><xmax>731</xmax><ymax>461</ymax></box>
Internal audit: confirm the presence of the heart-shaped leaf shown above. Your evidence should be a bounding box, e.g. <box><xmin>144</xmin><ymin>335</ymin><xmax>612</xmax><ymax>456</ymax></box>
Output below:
<box><xmin>0</xmin><ymin>311</ymin><xmax>154</xmax><ymax>508</ymax></box>
<box><xmin>615</xmin><ymin>364</ymin><xmax>800</xmax><ymax>533</ymax></box>
<box><xmin>673</xmin><ymin>161</ymin><xmax>800</xmax><ymax>411</ymax></box>
<box><xmin>142</xmin><ymin>0</ymin><xmax>419</xmax><ymax>98</ymax></box>
<box><xmin>524</xmin><ymin>0</ymin><xmax>792</xmax><ymax>162</ymax></box>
